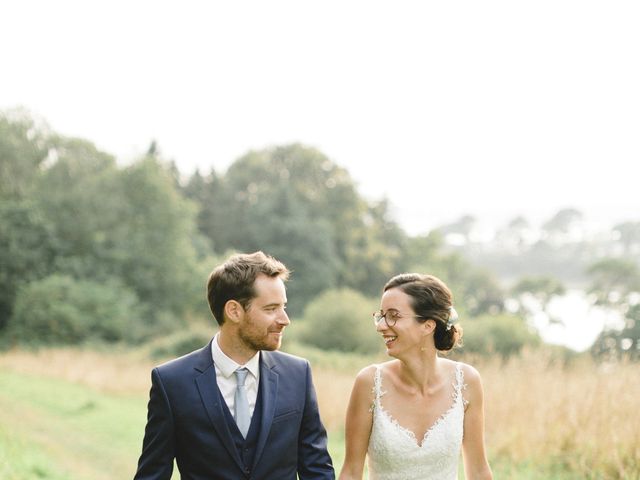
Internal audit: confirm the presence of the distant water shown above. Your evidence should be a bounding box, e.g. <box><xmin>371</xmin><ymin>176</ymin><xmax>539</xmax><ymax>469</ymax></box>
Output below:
<box><xmin>528</xmin><ymin>289</ymin><xmax>621</xmax><ymax>352</ymax></box>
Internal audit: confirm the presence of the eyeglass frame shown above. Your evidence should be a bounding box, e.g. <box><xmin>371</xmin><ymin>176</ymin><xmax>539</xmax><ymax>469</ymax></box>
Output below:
<box><xmin>372</xmin><ymin>309</ymin><xmax>429</xmax><ymax>328</ymax></box>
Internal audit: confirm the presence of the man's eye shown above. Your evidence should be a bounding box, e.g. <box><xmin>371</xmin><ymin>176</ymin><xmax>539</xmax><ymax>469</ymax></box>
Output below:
<box><xmin>390</xmin><ymin>311</ymin><xmax>401</xmax><ymax>319</ymax></box>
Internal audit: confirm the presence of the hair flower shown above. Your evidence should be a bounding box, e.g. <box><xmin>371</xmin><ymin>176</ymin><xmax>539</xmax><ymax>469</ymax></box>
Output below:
<box><xmin>446</xmin><ymin>306</ymin><xmax>458</xmax><ymax>331</ymax></box>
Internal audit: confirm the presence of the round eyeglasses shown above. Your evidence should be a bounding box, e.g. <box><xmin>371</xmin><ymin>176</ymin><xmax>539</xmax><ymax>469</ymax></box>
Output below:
<box><xmin>372</xmin><ymin>310</ymin><xmax>427</xmax><ymax>327</ymax></box>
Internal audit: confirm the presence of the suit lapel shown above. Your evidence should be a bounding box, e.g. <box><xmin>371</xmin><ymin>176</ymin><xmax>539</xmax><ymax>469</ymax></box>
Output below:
<box><xmin>252</xmin><ymin>351</ymin><xmax>278</xmax><ymax>470</ymax></box>
<box><xmin>194</xmin><ymin>341</ymin><xmax>245</xmax><ymax>472</ymax></box>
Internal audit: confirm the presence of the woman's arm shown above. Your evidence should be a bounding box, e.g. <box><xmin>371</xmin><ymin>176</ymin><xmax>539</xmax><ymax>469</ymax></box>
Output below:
<box><xmin>338</xmin><ymin>365</ymin><xmax>376</xmax><ymax>480</ymax></box>
<box><xmin>461</xmin><ymin>364</ymin><xmax>493</xmax><ymax>480</ymax></box>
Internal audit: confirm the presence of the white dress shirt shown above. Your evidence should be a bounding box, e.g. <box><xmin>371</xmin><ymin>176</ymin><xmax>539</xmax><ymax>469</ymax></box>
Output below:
<box><xmin>211</xmin><ymin>333</ymin><xmax>260</xmax><ymax>422</ymax></box>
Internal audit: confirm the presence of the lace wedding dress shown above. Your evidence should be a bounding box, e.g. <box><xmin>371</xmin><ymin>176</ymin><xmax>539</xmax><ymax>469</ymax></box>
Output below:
<box><xmin>367</xmin><ymin>363</ymin><xmax>466</xmax><ymax>480</ymax></box>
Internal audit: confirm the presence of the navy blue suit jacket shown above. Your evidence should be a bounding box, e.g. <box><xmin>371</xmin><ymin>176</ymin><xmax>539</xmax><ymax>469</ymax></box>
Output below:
<box><xmin>134</xmin><ymin>340</ymin><xmax>334</xmax><ymax>479</ymax></box>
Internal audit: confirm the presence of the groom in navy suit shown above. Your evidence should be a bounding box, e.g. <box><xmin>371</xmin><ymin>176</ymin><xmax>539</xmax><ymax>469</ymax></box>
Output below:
<box><xmin>134</xmin><ymin>251</ymin><xmax>334</xmax><ymax>479</ymax></box>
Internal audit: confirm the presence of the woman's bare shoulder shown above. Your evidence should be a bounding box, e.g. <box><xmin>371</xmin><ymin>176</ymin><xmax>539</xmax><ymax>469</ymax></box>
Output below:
<box><xmin>457</xmin><ymin>361</ymin><xmax>482</xmax><ymax>384</ymax></box>
<box><xmin>353</xmin><ymin>360</ymin><xmax>396</xmax><ymax>388</ymax></box>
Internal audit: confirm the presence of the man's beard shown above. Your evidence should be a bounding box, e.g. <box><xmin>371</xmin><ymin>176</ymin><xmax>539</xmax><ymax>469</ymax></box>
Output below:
<box><xmin>238</xmin><ymin>318</ymin><xmax>281</xmax><ymax>352</ymax></box>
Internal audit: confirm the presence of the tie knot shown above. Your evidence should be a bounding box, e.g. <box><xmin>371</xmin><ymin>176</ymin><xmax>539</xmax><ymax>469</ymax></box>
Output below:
<box><xmin>235</xmin><ymin>367</ymin><xmax>248</xmax><ymax>386</ymax></box>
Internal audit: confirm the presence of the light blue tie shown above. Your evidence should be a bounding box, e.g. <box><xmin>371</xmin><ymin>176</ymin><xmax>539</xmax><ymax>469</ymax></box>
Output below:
<box><xmin>234</xmin><ymin>368</ymin><xmax>250</xmax><ymax>438</ymax></box>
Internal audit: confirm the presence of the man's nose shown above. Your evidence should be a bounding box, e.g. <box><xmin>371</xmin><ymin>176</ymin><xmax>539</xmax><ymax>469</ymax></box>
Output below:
<box><xmin>278</xmin><ymin>310</ymin><xmax>290</xmax><ymax>326</ymax></box>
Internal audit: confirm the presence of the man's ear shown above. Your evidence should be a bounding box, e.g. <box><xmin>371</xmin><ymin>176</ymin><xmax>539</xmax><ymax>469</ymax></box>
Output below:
<box><xmin>224</xmin><ymin>300</ymin><xmax>244</xmax><ymax>324</ymax></box>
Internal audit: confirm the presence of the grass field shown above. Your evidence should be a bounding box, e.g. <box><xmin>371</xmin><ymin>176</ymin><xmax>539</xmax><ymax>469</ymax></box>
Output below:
<box><xmin>0</xmin><ymin>347</ymin><xmax>639</xmax><ymax>479</ymax></box>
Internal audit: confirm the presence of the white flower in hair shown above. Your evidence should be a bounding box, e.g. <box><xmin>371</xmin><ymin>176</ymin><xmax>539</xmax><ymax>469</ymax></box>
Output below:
<box><xmin>446</xmin><ymin>306</ymin><xmax>459</xmax><ymax>331</ymax></box>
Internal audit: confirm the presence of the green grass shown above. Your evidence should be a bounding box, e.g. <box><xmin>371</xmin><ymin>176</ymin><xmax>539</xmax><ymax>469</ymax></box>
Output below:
<box><xmin>0</xmin><ymin>422</ymin><xmax>69</xmax><ymax>480</ymax></box>
<box><xmin>0</xmin><ymin>367</ymin><xmax>344</xmax><ymax>480</ymax></box>
<box><xmin>0</xmin><ymin>366</ymin><xmax>617</xmax><ymax>480</ymax></box>
<box><xmin>0</xmin><ymin>368</ymin><xmax>154</xmax><ymax>479</ymax></box>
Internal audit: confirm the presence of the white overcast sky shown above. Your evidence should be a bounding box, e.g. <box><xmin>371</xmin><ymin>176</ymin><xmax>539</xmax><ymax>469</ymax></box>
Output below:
<box><xmin>2</xmin><ymin>0</ymin><xmax>639</xmax><ymax>235</ymax></box>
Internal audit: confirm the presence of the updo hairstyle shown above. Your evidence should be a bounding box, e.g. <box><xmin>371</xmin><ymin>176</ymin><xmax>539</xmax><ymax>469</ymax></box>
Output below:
<box><xmin>383</xmin><ymin>273</ymin><xmax>463</xmax><ymax>351</ymax></box>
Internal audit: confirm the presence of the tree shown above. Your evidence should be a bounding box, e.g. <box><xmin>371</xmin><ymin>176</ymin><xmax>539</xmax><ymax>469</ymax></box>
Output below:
<box><xmin>33</xmin><ymin>137</ymin><xmax>203</xmax><ymax>323</ymax></box>
<box><xmin>495</xmin><ymin>215</ymin><xmax>535</xmax><ymax>253</ymax></box>
<box><xmin>296</xmin><ymin>289</ymin><xmax>381</xmax><ymax>354</ymax></box>
<box><xmin>541</xmin><ymin>208</ymin><xmax>584</xmax><ymax>245</ymax></box>
<box><xmin>181</xmin><ymin>168</ymin><xmax>222</xmax><ymax>253</ymax></box>
<box><xmin>587</xmin><ymin>258</ymin><xmax>640</xmax><ymax>359</ymax></box>
<box><xmin>403</xmin><ymin>233</ymin><xmax>505</xmax><ymax>317</ymax></box>
<box><xmin>587</xmin><ymin>258</ymin><xmax>640</xmax><ymax>308</ymax></box>
<box><xmin>0</xmin><ymin>108</ymin><xmax>51</xmax><ymax>201</ymax></box>
<box><xmin>0</xmin><ymin>201</ymin><xmax>56</xmax><ymax>330</ymax></box>
<box><xmin>511</xmin><ymin>276</ymin><xmax>566</xmax><ymax>325</ymax></box>
<box><xmin>189</xmin><ymin>144</ymin><xmax>407</xmax><ymax>313</ymax></box>
<box><xmin>437</xmin><ymin>215</ymin><xmax>477</xmax><ymax>245</ymax></box>
<box><xmin>592</xmin><ymin>303</ymin><xmax>640</xmax><ymax>360</ymax></box>
<box><xmin>613</xmin><ymin>221</ymin><xmax>640</xmax><ymax>256</ymax></box>
<box><xmin>461</xmin><ymin>313</ymin><xmax>541</xmax><ymax>358</ymax></box>
<box><xmin>6</xmin><ymin>274</ymin><xmax>143</xmax><ymax>345</ymax></box>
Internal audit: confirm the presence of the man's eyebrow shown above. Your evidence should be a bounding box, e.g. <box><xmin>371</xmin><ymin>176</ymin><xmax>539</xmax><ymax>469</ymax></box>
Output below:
<box><xmin>263</xmin><ymin>302</ymin><xmax>286</xmax><ymax>308</ymax></box>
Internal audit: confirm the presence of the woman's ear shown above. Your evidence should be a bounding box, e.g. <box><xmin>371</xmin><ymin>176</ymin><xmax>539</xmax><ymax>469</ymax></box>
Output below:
<box><xmin>423</xmin><ymin>319</ymin><xmax>436</xmax><ymax>336</ymax></box>
<box><xmin>224</xmin><ymin>300</ymin><xmax>243</xmax><ymax>324</ymax></box>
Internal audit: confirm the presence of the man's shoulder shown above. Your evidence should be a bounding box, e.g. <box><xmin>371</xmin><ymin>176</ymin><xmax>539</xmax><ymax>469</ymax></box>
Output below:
<box><xmin>154</xmin><ymin>340</ymin><xmax>213</xmax><ymax>376</ymax></box>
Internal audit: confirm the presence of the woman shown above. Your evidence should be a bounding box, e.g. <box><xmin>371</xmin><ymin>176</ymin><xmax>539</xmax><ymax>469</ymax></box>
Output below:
<box><xmin>339</xmin><ymin>273</ymin><xmax>492</xmax><ymax>480</ymax></box>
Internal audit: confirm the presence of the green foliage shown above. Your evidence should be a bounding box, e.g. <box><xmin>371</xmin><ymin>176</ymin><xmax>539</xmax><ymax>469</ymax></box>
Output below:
<box><xmin>592</xmin><ymin>306</ymin><xmax>640</xmax><ymax>361</ymax></box>
<box><xmin>403</xmin><ymin>233</ymin><xmax>506</xmax><ymax>317</ymax></box>
<box><xmin>0</xmin><ymin>108</ymin><xmax>51</xmax><ymax>201</ymax></box>
<box><xmin>282</xmin><ymin>340</ymin><xmax>380</xmax><ymax>373</ymax></box>
<box><xmin>512</xmin><ymin>276</ymin><xmax>565</xmax><ymax>298</ymax></box>
<box><xmin>511</xmin><ymin>275</ymin><xmax>566</xmax><ymax>324</ymax></box>
<box><xmin>587</xmin><ymin>257</ymin><xmax>640</xmax><ymax>307</ymax></box>
<box><xmin>588</xmin><ymin>258</ymin><xmax>640</xmax><ymax>360</ymax></box>
<box><xmin>183</xmin><ymin>144</ymin><xmax>407</xmax><ymax>314</ymax></box>
<box><xmin>0</xmin><ymin>111</ymin><xmax>209</xmax><ymax>345</ymax></box>
<box><xmin>0</xmin><ymin>200</ymin><xmax>56</xmax><ymax>329</ymax></box>
<box><xmin>6</xmin><ymin>275</ymin><xmax>143</xmax><ymax>345</ymax></box>
<box><xmin>148</xmin><ymin>323</ymin><xmax>214</xmax><ymax>359</ymax></box>
<box><xmin>614</xmin><ymin>221</ymin><xmax>640</xmax><ymax>254</ymax></box>
<box><xmin>542</xmin><ymin>208</ymin><xmax>583</xmax><ymax>235</ymax></box>
<box><xmin>34</xmin><ymin>145</ymin><xmax>203</xmax><ymax>320</ymax></box>
<box><xmin>296</xmin><ymin>289</ymin><xmax>382</xmax><ymax>354</ymax></box>
<box><xmin>461</xmin><ymin>313</ymin><xmax>540</xmax><ymax>358</ymax></box>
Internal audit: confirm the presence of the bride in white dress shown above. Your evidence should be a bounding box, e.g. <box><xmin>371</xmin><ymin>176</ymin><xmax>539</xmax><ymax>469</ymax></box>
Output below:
<box><xmin>339</xmin><ymin>273</ymin><xmax>493</xmax><ymax>480</ymax></box>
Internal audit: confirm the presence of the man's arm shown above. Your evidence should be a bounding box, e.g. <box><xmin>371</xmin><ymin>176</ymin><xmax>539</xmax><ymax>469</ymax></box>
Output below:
<box><xmin>134</xmin><ymin>368</ymin><xmax>175</xmax><ymax>480</ymax></box>
<box><xmin>297</xmin><ymin>361</ymin><xmax>335</xmax><ymax>479</ymax></box>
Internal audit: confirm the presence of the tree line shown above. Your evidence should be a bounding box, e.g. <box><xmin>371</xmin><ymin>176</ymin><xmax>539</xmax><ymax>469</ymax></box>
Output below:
<box><xmin>1</xmin><ymin>108</ymin><xmax>637</xmax><ymax>359</ymax></box>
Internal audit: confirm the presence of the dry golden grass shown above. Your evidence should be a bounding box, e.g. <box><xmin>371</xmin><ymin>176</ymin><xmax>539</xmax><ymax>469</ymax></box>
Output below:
<box><xmin>479</xmin><ymin>351</ymin><xmax>640</xmax><ymax>478</ymax></box>
<box><xmin>310</xmin><ymin>349</ymin><xmax>640</xmax><ymax>478</ymax></box>
<box><xmin>0</xmin><ymin>347</ymin><xmax>154</xmax><ymax>395</ymax></box>
<box><xmin>2</xmin><ymin>347</ymin><xmax>638</xmax><ymax>478</ymax></box>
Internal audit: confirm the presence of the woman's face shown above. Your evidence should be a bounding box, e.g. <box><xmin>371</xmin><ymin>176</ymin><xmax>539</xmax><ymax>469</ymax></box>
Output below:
<box><xmin>377</xmin><ymin>287</ymin><xmax>431</xmax><ymax>356</ymax></box>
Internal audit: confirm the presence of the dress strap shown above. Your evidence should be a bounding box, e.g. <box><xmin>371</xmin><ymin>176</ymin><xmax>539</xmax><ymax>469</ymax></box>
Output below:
<box><xmin>373</xmin><ymin>364</ymin><xmax>383</xmax><ymax>400</ymax></box>
<box><xmin>369</xmin><ymin>364</ymin><xmax>386</xmax><ymax>413</ymax></box>
<box><xmin>454</xmin><ymin>362</ymin><xmax>469</xmax><ymax>408</ymax></box>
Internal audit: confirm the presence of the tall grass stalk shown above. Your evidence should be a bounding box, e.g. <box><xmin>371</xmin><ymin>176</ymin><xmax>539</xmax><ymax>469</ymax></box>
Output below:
<box><xmin>1</xmin><ymin>347</ymin><xmax>638</xmax><ymax>478</ymax></box>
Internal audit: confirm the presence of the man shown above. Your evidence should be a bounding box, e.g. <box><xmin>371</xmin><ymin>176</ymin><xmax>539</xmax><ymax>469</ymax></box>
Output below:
<box><xmin>134</xmin><ymin>251</ymin><xmax>334</xmax><ymax>479</ymax></box>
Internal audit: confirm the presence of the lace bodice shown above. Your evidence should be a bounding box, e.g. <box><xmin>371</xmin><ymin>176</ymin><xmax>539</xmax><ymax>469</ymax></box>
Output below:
<box><xmin>367</xmin><ymin>362</ymin><xmax>466</xmax><ymax>480</ymax></box>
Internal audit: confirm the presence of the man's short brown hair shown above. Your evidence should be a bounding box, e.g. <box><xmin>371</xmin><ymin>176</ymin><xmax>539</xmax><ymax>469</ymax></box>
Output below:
<box><xmin>206</xmin><ymin>251</ymin><xmax>290</xmax><ymax>325</ymax></box>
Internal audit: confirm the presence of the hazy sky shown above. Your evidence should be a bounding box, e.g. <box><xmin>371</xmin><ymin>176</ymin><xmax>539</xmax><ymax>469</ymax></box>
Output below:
<box><xmin>2</xmin><ymin>0</ymin><xmax>639</xmax><ymax>235</ymax></box>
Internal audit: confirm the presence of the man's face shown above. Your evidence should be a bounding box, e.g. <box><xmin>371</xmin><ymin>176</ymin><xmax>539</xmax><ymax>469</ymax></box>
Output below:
<box><xmin>238</xmin><ymin>274</ymin><xmax>290</xmax><ymax>352</ymax></box>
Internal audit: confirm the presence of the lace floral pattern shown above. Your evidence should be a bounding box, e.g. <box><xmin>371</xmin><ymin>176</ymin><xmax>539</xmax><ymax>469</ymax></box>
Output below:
<box><xmin>367</xmin><ymin>363</ymin><xmax>465</xmax><ymax>480</ymax></box>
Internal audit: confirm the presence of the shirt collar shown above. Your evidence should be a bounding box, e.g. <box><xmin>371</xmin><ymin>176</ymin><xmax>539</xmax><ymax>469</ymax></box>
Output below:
<box><xmin>211</xmin><ymin>333</ymin><xmax>260</xmax><ymax>379</ymax></box>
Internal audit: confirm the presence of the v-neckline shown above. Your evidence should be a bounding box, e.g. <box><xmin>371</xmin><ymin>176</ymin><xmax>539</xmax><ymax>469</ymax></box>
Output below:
<box><xmin>378</xmin><ymin>394</ymin><xmax>460</xmax><ymax>448</ymax></box>
<box><xmin>374</xmin><ymin>363</ymin><xmax>462</xmax><ymax>448</ymax></box>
